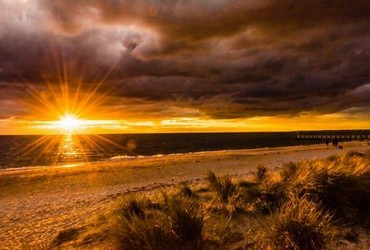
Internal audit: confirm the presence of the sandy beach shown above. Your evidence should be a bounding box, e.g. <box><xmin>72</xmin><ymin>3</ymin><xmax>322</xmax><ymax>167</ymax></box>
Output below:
<box><xmin>0</xmin><ymin>142</ymin><xmax>369</xmax><ymax>248</ymax></box>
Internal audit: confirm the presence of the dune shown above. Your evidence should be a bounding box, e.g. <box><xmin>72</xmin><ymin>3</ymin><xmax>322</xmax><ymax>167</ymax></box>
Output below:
<box><xmin>0</xmin><ymin>141</ymin><xmax>368</xmax><ymax>248</ymax></box>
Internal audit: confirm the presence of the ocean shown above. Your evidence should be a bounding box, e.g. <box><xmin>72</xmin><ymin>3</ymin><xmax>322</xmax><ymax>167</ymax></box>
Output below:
<box><xmin>0</xmin><ymin>131</ymin><xmax>367</xmax><ymax>169</ymax></box>
<box><xmin>0</xmin><ymin>132</ymin><xmax>314</xmax><ymax>169</ymax></box>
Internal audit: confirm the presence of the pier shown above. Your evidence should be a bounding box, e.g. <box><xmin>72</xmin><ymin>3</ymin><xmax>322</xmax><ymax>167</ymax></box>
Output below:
<box><xmin>296</xmin><ymin>131</ymin><xmax>370</xmax><ymax>140</ymax></box>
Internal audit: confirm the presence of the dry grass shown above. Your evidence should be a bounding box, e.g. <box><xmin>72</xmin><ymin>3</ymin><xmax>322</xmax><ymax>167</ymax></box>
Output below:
<box><xmin>47</xmin><ymin>150</ymin><xmax>370</xmax><ymax>249</ymax></box>
<box><xmin>259</xmin><ymin>197</ymin><xmax>333</xmax><ymax>250</ymax></box>
<box><xmin>109</xmin><ymin>192</ymin><xmax>206</xmax><ymax>250</ymax></box>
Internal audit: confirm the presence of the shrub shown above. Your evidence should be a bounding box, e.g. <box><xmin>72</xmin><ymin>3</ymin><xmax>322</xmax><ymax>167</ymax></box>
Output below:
<box><xmin>169</xmin><ymin>201</ymin><xmax>204</xmax><ymax>249</ymax></box>
<box><xmin>280</xmin><ymin>162</ymin><xmax>299</xmax><ymax>181</ymax></box>
<box><xmin>115</xmin><ymin>215</ymin><xmax>178</xmax><ymax>250</ymax></box>
<box><xmin>345</xmin><ymin>151</ymin><xmax>365</xmax><ymax>158</ymax></box>
<box><xmin>237</xmin><ymin>180</ymin><xmax>256</xmax><ymax>189</ymax></box>
<box><xmin>115</xmin><ymin>193</ymin><xmax>206</xmax><ymax>250</ymax></box>
<box><xmin>326</xmin><ymin>155</ymin><xmax>340</xmax><ymax>162</ymax></box>
<box><xmin>207</xmin><ymin>171</ymin><xmax>236</xmax><ymax>202</ymax></box>
<box><xmin>292</xmin><ymin>160</ymin><xmax>370</xmax><ymax>228</ymax></box>
<box><xmin>121</xmin><ymin>199</ymin><xmax>145</xmax><ymax>220</ymax></box>
<box><xmin>255</xmin><ymin>182</ymin><xmax>288</xmax><ymax>214</ymax></box>
<box><xmin>237</xmin><ymin>183</ymin><xmax>261</xmax><ymax>205</ymax></box>
<box><xmin>180</xmin><ymin>184</ymin><xmax>198</xmax><ymax>199</ymax></box>
<box><xmin>52</xmin><ymin>228</ymin><xmax>81</xmax><ymax>247</ymax></box>
<box><xmin>237</xmin><ymin>167</ymin><xmax>287</xmax><ymax>214</ymax></box>
<box><xmin>255</xmin><ymin>165</ymin><xmax>268</xmax><ymax>183</ymax></box>
<box><xmin>262</xmin><ymin>197</ymin><xmax>333</xmax><ymax>250</ymax></box>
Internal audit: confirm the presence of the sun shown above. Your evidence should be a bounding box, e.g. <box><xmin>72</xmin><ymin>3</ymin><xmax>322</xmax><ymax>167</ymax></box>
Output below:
<box><xmin>58</xmin><ymin>114</ymin><xmax>82</xmax><ymax>132</ymax></box>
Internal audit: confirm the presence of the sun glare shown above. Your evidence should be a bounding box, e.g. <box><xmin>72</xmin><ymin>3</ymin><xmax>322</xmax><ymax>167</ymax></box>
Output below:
<box><xmin>59</xmin><ymin>115</ymin><xmax>82</xmax><ymax>132</ymax></box>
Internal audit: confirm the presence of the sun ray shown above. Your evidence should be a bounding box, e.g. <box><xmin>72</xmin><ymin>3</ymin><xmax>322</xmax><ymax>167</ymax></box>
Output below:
<box><xmin>15</xmin><ymin>135</ymin><xmax>61</xmax><ymax>166</ymax></box>
<box><xmin>12</xmin><ymin>49</ymin><xmax>132</xmax><ymax>168</ymax></box>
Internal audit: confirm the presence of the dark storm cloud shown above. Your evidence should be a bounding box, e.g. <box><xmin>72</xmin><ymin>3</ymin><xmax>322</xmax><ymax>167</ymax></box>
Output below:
<box><xmin>41</xmin><ymin>0</ymin><xmax>370</xmax><ymax>39</ymax></box>
<box><xmin>0</xmin><ymin>0</ymin><xmax>370</xmax><ymax>119</ymax></box>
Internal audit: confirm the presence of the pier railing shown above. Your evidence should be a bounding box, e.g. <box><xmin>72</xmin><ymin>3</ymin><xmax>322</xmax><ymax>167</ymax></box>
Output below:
<box><xmin>296</xmin><ymin>133</ymin><xmax>370</xmax><ymax>140</ymax></box>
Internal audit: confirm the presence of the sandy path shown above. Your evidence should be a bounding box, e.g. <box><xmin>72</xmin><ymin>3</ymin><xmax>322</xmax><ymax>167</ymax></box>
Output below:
<box><xmin>0</xmin><ymin>143</ymin><xmax>368</xmax><ymax>249</ymax></box>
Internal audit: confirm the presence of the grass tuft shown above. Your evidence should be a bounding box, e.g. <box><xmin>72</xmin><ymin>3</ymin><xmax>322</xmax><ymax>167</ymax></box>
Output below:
<box><xmin>169</xmin><ymin>200</ymin><xmax>204</xmax><ymax>249</ymax></box>
<box><xmin>256</xmin><ymin>182</ymin><xmax>287</xmax><ymax>214</ymax></box>
<box><xmin>207</xmin><ymin>171</ymin><xmax>236</xmax><ymax>202</ymax></box>
<box><xmin>292</xmin><ymin>162</ymin><xmax>370</xmax><ymax>227</ymax></box>
<box><xmin>180</xmin><ymin>184</ymin><xmax>199</xmax><ymax>199</ymax></box>
<box><xmin>112</xmin><ymin>192</ymin><xmax>206</xmax><ymax>250</ymax></box>
<box><xmin>280</xmin><ymin>161</ymin><xmax>299</xmax><ymax>181</ymax></box>
<box><xmin>345</xmin><ymin>150</ymin><xmax>365</xmax><ymax>158</ymax></box>
<box><xmin>254</xmin><ymin>165</ymin><xmax>268</xmax><ymax>183</ymax></box>
<box><xmin>263</xmin><ymin>197</ymin><xmax>333</xmax><ymax>250</ymax></box>
<box><xmin>121</xmin><ymin>199</ymin><xmax>145</xmax><ymax>220</ymax></box>
<box><xmin>52</xmin><ymin>228</ymin><xmax>81</xmax><ymax>247</ymax></box>
<box><xmin>115</xmin><ymin>216</ymin><xmax>178</xmax><ymax>250</ymax></box>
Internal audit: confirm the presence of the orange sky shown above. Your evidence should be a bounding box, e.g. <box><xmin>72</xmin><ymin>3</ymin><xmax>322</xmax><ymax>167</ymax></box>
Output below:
<box><xmin>1</xmin><ymin>111</ymin><xmax>369</xmax><ymax>135</ymax></box>
<box><xmin>0</xmin><ymin>80</ymin><xmax>369</xmax><ymax>135</ymax></box>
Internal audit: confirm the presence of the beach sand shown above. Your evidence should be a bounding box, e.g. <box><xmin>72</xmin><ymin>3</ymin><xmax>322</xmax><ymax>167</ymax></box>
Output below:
<box><xmin>0</xmin><ymin>142</ymin><xmax>369</xmax><ymax>248</ymax></box>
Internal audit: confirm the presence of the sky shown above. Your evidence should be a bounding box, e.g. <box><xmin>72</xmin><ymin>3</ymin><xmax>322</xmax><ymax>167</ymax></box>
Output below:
<box><xmin>0</xmin><ymin>0</ymin><xmax>369</xmax><ymax>134</ymax></box>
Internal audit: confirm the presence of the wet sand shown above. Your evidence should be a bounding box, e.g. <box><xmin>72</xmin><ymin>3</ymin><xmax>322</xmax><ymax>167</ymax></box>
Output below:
<box><xmin>0</xmin><ymin>142</ymin><xmax>368</xmax><ymax>248</ymax></box>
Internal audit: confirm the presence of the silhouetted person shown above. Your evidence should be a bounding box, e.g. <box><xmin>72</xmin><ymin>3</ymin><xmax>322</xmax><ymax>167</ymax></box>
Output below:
<box><xmin>325</xmin><ymin>139</ymin><xmax>329</xmax><ymax>148</ymax></box>
<box><xmin>332</xmin><ymin>138</ymin><xmax>339</xmax><ymax>148</ymax></box>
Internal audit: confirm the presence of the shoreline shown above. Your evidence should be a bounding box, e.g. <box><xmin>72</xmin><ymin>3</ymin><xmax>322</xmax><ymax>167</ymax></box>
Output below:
<box><xmin>0</xmin><ymin>141</ymin><xmax>353</xmax><ymax>173</ymax></box>
<box><xmin>0</xmin><ymin>141</ymin><xmax>368</xmax><ymax>195</ymax></box>
<box><xmin>0</xmin><ymin>142</ymin><xmax>325</xmax><ymax>172</ymax></box>
<box><xmin>0</xmin><ymin>141</ymin><xmax>368</xmax><ymax>248</ymax></box>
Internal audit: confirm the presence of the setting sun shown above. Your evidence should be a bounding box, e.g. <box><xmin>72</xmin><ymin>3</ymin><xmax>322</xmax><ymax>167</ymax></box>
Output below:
<box><xmin>58</xmin><ymin>115</ymin><xmax>82</xmax><ymax>132</ymax></box>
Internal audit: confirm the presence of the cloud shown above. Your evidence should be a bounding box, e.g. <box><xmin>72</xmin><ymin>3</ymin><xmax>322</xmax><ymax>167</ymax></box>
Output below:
<box><xmin>40</xmin><ymin>1</ymin><xmax>370</xmax><ymax>38</ymax></box>
<box><xmin>0</xmin><ymin>0</ymin><xmax>369</xmax><ymax>121</ymax></box>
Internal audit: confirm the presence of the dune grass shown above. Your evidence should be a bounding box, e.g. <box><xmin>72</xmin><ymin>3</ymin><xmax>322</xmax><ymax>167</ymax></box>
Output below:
<box><xmin>50</xmin><ymin>150</ymin><xmax>370</xmax><ymax>249</ymax></box>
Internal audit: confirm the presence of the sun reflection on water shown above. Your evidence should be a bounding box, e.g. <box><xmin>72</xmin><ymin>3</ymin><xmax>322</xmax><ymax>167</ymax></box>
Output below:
<box><xmin>59</xmin><ymin>134</ymin><xmax>79</xmax><ymax>154</ymax></box>
<box><xmin>13</xmin><ymin>133</ymin><xmax>131</xmax><ymax>168</ymax></box>
<box><xmin>56</xmin><ymin>134</ymin><xmax>87</xmax><ymax>163</ymax></box>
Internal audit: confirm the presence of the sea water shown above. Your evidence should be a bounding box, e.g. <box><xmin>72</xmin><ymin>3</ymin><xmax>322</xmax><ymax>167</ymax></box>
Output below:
<box><xmin>0</xmin><ymin>131</ymin><xmax>363</xmax><ymax>169</ymax></box>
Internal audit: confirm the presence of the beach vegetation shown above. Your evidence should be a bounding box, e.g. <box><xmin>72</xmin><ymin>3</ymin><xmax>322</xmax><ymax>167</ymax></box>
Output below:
<box><xmin>254</xmin><ymin>164</ymin><xmax>268</xmax><ymax>183</ymax></box>
<box><xmin>207</xmin><ymin>171</ymin><xmax>236</xmax><ymax>203</ymax></box>
<box><xmin>260</xmin><ymin>197</ymin><xmax>333</xmax><ymax>249</ymax></box>
<box><xmin>50</xmin><ymin>151</ymin><xmax>370</xmax><ymax>249</ymax></box>
<box><xmin>52</xmin><ymin>228</ymin><xmax>82</xmax><ymax>247</ymax></box>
